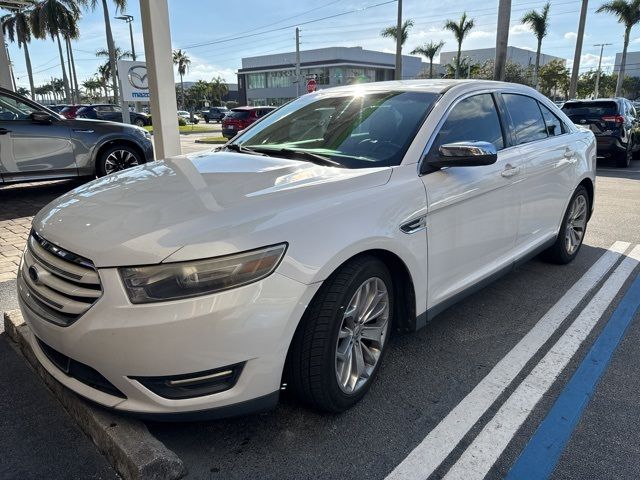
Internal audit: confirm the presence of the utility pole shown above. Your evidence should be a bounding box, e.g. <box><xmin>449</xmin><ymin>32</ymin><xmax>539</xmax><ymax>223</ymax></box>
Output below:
<box><xmin>494</xmin><ymin>0</ymin><xmax>511</xmax><ymax>81</ymax></box>
<box><xmin>5</xmin><ymin>43</ymin><xmax>17</xmax><ymax>91</ymax></box>
<box><xmin>395</xmin><ymin>0</ymin><xmax>402</xmax><ymax>80</ymax></box>
<box><xmin>295</xmin><ymin>27</ymin><xmax>301</xmax><ymax>97</ymax></box>
<box><xmin>594</xmin><ymin>43</ymin><xmax>612</xmax><ymax>99</ymax></box>
<box><xmin>569</xmin><ymin>0</ymin><xmax>588</xmax><ymax>99</ymax></box>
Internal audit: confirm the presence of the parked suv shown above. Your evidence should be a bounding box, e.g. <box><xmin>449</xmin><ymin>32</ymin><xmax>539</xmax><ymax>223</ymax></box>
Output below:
<box><xmin>0</xmin><ymin>87</ymin><xmax>153</xmax><ymax>183</ymax></box>
<box><xmin>76</xmin><ymin>104</ymin><xmax>152</xmax><ymax>128</ymax></box>
<box><xmin>202</xmin><ymin>106</ymin><xmax>229</xmax><ymax>123</ymax></box>
<box><xmin>562</xmin><ymin>98</ymin><xmax>639</xmax><ymax>167</ymax></box>
<box><xmin>222</xmin><ymin>106</ymin><xmax>276</xmax><ymax>139</ymax></box>
<box><xmin>18</xmin><ymin>80</ymin><xmax>596</xmax><ymax>419</ymax></box>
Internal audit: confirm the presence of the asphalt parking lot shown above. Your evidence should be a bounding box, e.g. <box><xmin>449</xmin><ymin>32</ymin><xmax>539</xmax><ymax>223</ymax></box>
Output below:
<box><xmin>1</xmin><ymin>156</ymin><xmax>639</xmax><ymax>480</ymax></box>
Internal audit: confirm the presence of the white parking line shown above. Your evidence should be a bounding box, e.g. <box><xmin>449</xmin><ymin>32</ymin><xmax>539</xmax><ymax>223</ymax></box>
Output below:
<box><xmin>385</xmin><ymin>241</ymin><xmax>630</xmax><ymax>480</ymax></box>
<box><xmin>444</xmin><ymin>244</ymin><xmax>640</xmax><ymax>480</ymax></box>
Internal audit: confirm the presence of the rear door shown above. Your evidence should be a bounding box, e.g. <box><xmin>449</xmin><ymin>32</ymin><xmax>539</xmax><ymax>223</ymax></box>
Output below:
<box><xmin>421</xmin><ymin>92</ymin><xmax>522</xmax><ymax>308</ymax></box>
<box><xmin>502</xmin><ymin>94</ymin><xmax>576</xmax><ymax>252</ymax></box>
<box><xmin>0</xmin><ymin>90</ymin><xmax>76</xmax><ymax>181</ymax></box>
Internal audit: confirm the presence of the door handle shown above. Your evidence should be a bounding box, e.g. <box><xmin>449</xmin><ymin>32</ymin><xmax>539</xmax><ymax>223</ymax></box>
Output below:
<box><xmin>0</xmin><ymin>128</ymin><xmax>11</xmax><ymax>135</ymax></box>
<box><xmin>501</xmin><ymin>164</ymin><xmax>520</xmax><ymax>178</ymax></box>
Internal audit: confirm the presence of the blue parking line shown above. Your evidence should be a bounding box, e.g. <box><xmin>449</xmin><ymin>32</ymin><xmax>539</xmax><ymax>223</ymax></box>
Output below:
<box><xmin>506</xmin><ymin>274</ymin><xmax>640</xmax><ymax>480</ymax></box>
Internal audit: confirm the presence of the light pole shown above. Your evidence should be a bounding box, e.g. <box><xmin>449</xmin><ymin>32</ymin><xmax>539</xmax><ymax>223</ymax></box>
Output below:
<box><xmin>594</xmin><ymin>43</ymin><xmax>612</xmax><ymax>99</ymax></box>
<box><xmin>115</xmin><ymin>15</ymin><xmax>136</xmax><ymax>60</ymax></box>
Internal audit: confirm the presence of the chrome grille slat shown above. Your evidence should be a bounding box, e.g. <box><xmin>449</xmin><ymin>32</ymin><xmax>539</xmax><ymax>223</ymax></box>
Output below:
<box><xmin>20</xmin><ymin>233</ymin><xmax>103</xmax><ymax>326</ymax></box>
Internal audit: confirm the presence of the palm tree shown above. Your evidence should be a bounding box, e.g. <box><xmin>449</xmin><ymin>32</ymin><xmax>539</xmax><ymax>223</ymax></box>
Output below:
<box><xmin>173</xmin><ymin>49</ymin><xmax>191</xmax><ymax>109</ymax></box>
<box><xmin>97</xmin><ymin>63</ymin><xmax>111</xmax><ymax>101</ymax></box>
<box><xmin>210</xmin><ymin>76</ymin><xmax>228</xmax><ymax>105</ymax></box>
<box><xmin>1</xmin><ymin>4</ymin><xmax>37</xmax><ymax>98</ymax></box>
<box><xmin>521</xmin><ymin>2</ymin><xmax>551</xmax><ymax>89</ymax></box>
<box><xmin>444</xmin><ymin>12</ymin><xmax>475</xmax><ymax>79</ymax></box>
<box><xmin>597</xmin><ymin>0</ymin><xmax>640</xmax><ymax>96</ymax></box>
<box><xmin>380</xmin><ymin>19</ymin><xmax>414</xmax><ymax>48</ymax></box>
<box><xmin>78</xmin><ymin>0</ymin><xmax>127</xmax><ymax>103</ymax></box>
<box><xmin>411</xmin><ymin>40</ymin><xmax>445</xmax><ymax>78</ymax></box>
<box><xmin>30</xmin><ymin>0</ymin><xmax>79</xmax><ymax>104</ymax></box>
<box><xmin>62</xmin><ymin>18</ymin><xmax>80</xmax><ymax>103</ymax></box>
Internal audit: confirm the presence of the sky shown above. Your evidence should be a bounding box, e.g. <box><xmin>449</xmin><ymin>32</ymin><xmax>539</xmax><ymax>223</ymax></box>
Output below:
<box><xmin>5</xmin><ymin>0</ymin><xmax>640</xmax><ymax>90</ymax></box>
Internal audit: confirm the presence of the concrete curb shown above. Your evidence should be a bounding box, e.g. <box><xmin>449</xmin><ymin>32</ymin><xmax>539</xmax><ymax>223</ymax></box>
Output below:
<box><xmin>3</xmin><ymin>310</ymin><xmax>187</xmax><ymax>480</ymax></box>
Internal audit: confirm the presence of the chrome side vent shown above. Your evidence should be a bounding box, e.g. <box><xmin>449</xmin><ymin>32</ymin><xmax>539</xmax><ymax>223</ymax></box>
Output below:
<box><xmin>400</xmin><ymin>216</ymin><xmax>427</xmax><ymax>234</ymax></box>
<box><xmin>19</xmin><ymin>232</ymin><xmax>102</xmax><ymax>327</ymax></box>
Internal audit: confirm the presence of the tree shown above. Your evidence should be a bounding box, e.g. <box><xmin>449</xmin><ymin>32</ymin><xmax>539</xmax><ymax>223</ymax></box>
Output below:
<box><xmin>380</xmin><ymin>19</ymin><xmax>414</xmax><ymax>47</ymax></box>
<box><xmin>521</xmin><ymin>2</ymin><xmax>551</xmax><ymax>90</ymax></box>
<box><xmin>1</xmin><ymin>4</ymin><xmax>36</xmax><ymax>98</ymax></box>
<box><xmin>494</xmin><ymin>0</ymin><xmax>512</xmax><ymax>80</ymax></box>
<box><xmin>30</xmin><ymin>0</ymin><xmax>80</xmax><ymax>104</ymax></box>
<box><xmin>596</xmin><ymin>0</ymin><xmax>640</xmax><ymax>96</ymax></box>
<box><xmin>577</xmin><ymin>70</ymin><xmax>618</xmax><ymax>98</ymax></box>
<box><xmin>444</xmin><ymin>57</ymin><xmax>481</xmax><ymax>78</ymax></box>
<box><xmin>173</xmin><ymin>49</ymin><xmax>190</xmax><ymax>109</ymax></box>
<box><xmin>97</xmin><ymin>63</ymin><xmax>111</xmax><ymax>101</ymax></box>
<box><xmin>210</xmin><ymin>76</ymin><xmax>228</xmax><ymax>105</ymax></box>
<box><xmin>79</xmin><ymin>0</ymin><xmax>127</xmax><ymax>103</ymax></box>
<box><xmin>411</xmin><ymin>40</ymin><xmax>445</xmax><ymax>78</ymax></box>
<box><xmin>538</xmin><ymin>59</ymin><xmax>570</xmax><ymax>98</ymax></box>
<box><xmin>474</xmin><ymin>60</ymin><xmax>532</xmax><ymax>85</ymax></box>
<box><xmin>444</xmin><ymin>12</ymin><xmax>475</xmax><ymax>79</ymax></box>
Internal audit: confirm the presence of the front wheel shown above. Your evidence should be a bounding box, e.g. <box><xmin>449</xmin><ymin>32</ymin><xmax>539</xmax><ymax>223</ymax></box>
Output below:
<box><xmin>543</xmin><ymin>185</ymin><xmax>589</xmax><ymax>264</ymax></box>
<box><xmin>287</xmin><ymin>256</ymin><xmax>394</xmax><ymax>412</ymax></box>
<box><xmin>133</xmin><ymin>118</ymin><xmax>145</xmax><ymax>128</ymax></box>
<box><xmin>97</xmin><ymin>144</ymin><xmax>143</xmax><ymax>177</ymax></box>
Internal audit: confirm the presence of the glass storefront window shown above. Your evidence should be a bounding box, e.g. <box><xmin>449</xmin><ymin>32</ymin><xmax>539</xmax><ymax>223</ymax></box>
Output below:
<box><xmin>301</xmin><ymin>68</ymin><xmax>330</xmax><ymax>85</ymax></box>
<box><xmin>248</xmin><ymin>73</ymin><xmax>266</xmax><ymax>89</ymax></box>
<box><xmin>267</xmin><ymin>70</ymin><xmax>294</xmax><ymax>88</ymax></box>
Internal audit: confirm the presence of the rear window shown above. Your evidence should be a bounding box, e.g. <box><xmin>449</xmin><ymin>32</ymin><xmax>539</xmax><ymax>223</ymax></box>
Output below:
<box><xmin>562</xmin><ymin>101</ymin><xmax>618</xmax><ymax>117</ymax></box>
<box><xmin>228</xmin><ymin>110</ymin><xmax>250</xmax><ymax>119</ymax></box>
<box><xmin>60</xmin><ymin>106</ymin><xmax>75</xmax><ymax>113</ymax></box>
<box><xmin>76</xmin><ymin>107</ymin><xmax>90</xmax><ymax>114</ymax></box>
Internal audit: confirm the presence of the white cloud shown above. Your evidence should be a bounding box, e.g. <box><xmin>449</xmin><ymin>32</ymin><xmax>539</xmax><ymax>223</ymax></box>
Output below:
<box><xmin>577</xmin><ymin>53</ymin><xmax>615</xmax><ymax>70</ymax></box>
<box><xmin>564</xmin><ymin>32</ymin><xmax>578</xmax><ymax>40</ymax></box>
<box><xmin>510</xmin><ymin>24</ymin><xmax>532</xmax><ymax>35</ymax></box>
<box><xmin>469</xmin><ymin>30</ymin><xmax>494</xmax><ymax>39</ymax></box>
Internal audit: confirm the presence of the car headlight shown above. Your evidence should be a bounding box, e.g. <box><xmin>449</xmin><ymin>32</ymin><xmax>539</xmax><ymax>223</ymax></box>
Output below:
<box><xmin>120</xmin><ymin>243</ymin><xmax>287</xmax><ymax>303</ymax></box>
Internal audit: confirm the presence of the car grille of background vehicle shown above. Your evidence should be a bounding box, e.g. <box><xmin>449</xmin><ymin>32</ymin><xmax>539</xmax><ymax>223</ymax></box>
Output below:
<box><xmin>18</xmin><ymin>231</ymin><xmax>102</xmax><ymax>327</ymax></box>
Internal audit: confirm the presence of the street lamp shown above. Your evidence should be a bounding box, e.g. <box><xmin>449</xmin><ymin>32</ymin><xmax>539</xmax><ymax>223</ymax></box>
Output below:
<box><xmin>115</xmin><ymin>14</ymin><xmax>136</xmax><ymax>61</ymax></box>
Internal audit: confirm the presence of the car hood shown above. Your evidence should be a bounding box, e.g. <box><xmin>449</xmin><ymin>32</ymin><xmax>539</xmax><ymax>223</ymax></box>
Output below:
<box><xmin>32</xmin><ymin>151</ymin><xmax>392</xmax><ymax>267</ymax></box>
<box><xmin>62</xmin><ymin>117</ymin><xmax>142</xmax><ymax>132</ymax></box>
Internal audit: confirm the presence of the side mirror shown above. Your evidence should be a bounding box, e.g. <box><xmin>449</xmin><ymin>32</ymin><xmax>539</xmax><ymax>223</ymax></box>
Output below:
<box><xmin>30</xmin><ymin>111</ymin><xmax>54</xmax><ymax>124</ymax></box>
<box><xmin>429</xmin><ymin>141</ymin><xmax>498</xmax><ymax>168</ymax></box>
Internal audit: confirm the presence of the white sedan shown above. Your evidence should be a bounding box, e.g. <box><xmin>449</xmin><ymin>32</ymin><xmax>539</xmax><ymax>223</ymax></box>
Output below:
<box><xmin>18</xmin><ymin>80</ymin><xmax>596</xmax><ymax>419</ymax></box>
<box><xmin>177</xmin><ymin>110</ymin><xmax>199</xmax><ymax>124</ymax></box>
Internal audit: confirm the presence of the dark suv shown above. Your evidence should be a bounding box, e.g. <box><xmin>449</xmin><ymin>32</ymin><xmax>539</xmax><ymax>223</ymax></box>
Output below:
<box><xmin>0</xmin><ymin>87</ymin><xmax>153</xmax><ymax>184</ymax></box>
<box><xmin>562</xmin><ymin>98</ymin><xmax>639</xmax><ymax>167</ymax></box>
<box><xmin>202</xmin><ymin>106</ymin><xmax>229</xmax><ymax>123</ymax></box>
<box><xmin>76</xmin><ymin>104</ymin><xmax>152</xmax><ymax>127</ymax></box>
<box><xmin>222</xmin><ymin>106</ymin><xmax>276</xmax><ymax>139</ymax></box>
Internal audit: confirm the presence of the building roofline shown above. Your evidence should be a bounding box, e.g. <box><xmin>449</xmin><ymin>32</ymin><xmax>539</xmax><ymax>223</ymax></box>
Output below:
<box><xmin>238</xmin><ymin>59</ymin><xmax>398</xmax><ymax>74</ymax></box>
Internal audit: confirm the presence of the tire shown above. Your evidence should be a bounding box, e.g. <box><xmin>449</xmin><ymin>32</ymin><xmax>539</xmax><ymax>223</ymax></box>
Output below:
<box><xmin>616</xmin><ymin>142</ymin><xmax>631</xmax><ymax>168</ymax></box>
<box><xmin>543</xmin><ymin>185</ymin><xmax>590</xmax><ymax>264</ymax></box>
<box><xmin>205</xmin><ymin>118</ymin><xmax>210</xmax><ymax>124</ymax></box>
<box><xmin>133</xmin><ymin>118</ymin><xmax>145</xmax><ymax>128</ymax></box>
<box><xmin>287</xmin><ymin>256</ymin><xmax>394</xmax><ymax>412</ymax></box>
<box><xmin>97</xmin><ymin>144</ymin><xmax>143</xmax><ymax>177</ymax></box>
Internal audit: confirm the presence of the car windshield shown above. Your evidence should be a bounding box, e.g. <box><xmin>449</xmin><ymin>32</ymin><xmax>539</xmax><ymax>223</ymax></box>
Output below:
<box><xmin>232</xmin><ymin>90</ymin><xmax>439</xmax><ymax>168</ymax></box>
<box><xmin>228</xmin><ymin>110</ymin><xmax>251</xmax><ymax>119</ymax></box>
<box><xmin>562</xmin><ymin>101</ymin><xmax>617</xmax><ymax>117</ymax></box>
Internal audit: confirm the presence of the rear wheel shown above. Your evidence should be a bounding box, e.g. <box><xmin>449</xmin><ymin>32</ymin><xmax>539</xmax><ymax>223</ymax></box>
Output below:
<box><xmin>133</xmin><ymin>118</ymin><xmax>145</xmax><ymax>128</ymax></box>
<box><xmin>543</xmin><ymin>185</ymin><xmax>589</xmax><ymax>264</ymax></box>
<box><xmin>97</xmin><ymin>144</ymin><xmax>143</xmax><ymax>177</ymax></box>
<box><xmin>616</xmin><ymin>141</ymin><xmax>631</xmax><ymax>168</ymax></box>
<box><xmin>287</xmin><ymin>256</ymin><xmax>394</xmax><ymax>412</ymax></box>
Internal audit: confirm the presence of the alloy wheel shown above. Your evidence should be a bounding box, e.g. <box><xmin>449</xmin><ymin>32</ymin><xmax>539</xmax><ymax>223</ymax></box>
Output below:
<box><xmin>565</xmin><ymin>194</ymin><xmax>587</xmax><ymax>255</ymax></box>
<box><xmin>335</xmin><ymin>277</ymin><xmax>390</xmax><ymax>394</ymax></box>
<box><xmin>104</xmin><ymin>149</ymin><xmax>140</xmax><ymax>175</ymax></box>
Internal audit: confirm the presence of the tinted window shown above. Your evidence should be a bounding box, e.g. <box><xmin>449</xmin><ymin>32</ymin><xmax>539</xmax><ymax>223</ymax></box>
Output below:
<box><xmin>562</xmin><ymin>101</ymin><xmax>618</xmax><ymax>117</ymax></box>
<box><xmin>428</xmin><ymin>94</ymin><xmax>504</xmax><ymax>159</ymax></box>
<box><xmin>503</xmin><ymin>94</ymin><xmax>547</xmax><ymax>144</ymax></box>
<box><xmin>228</xmin><ymin>110</ymin><xmax>250</xmax><ymax>119</ymax></box>
<box><xmin>0</xmin><ymin>92</ymin><xmax>36</xmax><ymax>120</ymax></box>
<box><xmin>235</xmin><ymin>90</ymin><xmax>438</xmax><ymax>168</ymax></box>
<box><xmin>539</xmin><ymin>103</ymin><xmax>565</xmax><ymax>136</ymax></box>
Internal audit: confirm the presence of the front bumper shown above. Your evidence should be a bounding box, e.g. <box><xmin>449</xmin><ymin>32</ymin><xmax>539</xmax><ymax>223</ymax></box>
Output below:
<box><xmin>222</xmin><ymin>128</ymin><xmax>238</xmax><ymax>139</ymax></box>
<box><xmin>18</xmin><ymin>266</ymin><xmax>319</xmax><ymax>417</ymax></box>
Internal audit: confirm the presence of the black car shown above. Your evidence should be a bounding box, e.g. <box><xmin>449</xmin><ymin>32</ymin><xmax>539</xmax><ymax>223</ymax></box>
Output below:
<box><xmin>76</xmin><ymin>104</ymin><xmax>152</xmax><ymax>128</ymax></box>
<box><xmin>202</xmin><ymin>106</ymin><xmax>229</xmax><ymax>123</ymax></box>
<box><xmin>0</xmin><ymin>87</ymin><xmax>153</xmax><ymax>184</ymax></box>
<box><xmin>562</xmin><ymin>98</ymin><xmax>639</xmax><ymax>168</ymax></box>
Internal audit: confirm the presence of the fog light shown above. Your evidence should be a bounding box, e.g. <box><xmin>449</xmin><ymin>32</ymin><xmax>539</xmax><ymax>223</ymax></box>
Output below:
<box><xmin>132</xmin><ymin>363</ymin><xmax>244</xmax><ymax>400</ymax></box>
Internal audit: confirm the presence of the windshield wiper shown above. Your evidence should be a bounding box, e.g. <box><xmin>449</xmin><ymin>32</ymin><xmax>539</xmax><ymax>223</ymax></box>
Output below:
<box><xmin>270</xmin><ymin>148</ymin><xmax>342</xmax><ymax>167</ymax></box>
<box><xmin>224</xmin><ymin>143</ymin><xmax>268</xmax><ymax>156</ymax></box>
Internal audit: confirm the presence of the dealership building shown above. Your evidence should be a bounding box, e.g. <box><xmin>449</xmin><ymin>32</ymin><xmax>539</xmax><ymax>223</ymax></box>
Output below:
<box><xmin>439</xmin><ymin>46</ymin><xmax>566</xmax><ymax>70</ymax></box>
<box><xmin>237</xmin><ymin>46</ymin><xmax>427</xmax><ymax>106</ymax></box>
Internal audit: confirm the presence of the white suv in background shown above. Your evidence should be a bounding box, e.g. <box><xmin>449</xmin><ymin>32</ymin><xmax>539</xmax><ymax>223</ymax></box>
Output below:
<box><xmin>18</xmin><ymin>80</ymin><xmax>596</xmax><ymax>419</ymax></box>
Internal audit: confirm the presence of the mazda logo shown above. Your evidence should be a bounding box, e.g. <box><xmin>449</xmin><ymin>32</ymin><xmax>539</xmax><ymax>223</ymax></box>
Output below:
<box><xmin>28</xmin><ymin>266</ymin><xmax>39</xmax><ymax>284</ymax></box>
<box><xmin>128</xmin><ymin>65</ymin><xmax>149</xmax><ymax>90</ymax></box>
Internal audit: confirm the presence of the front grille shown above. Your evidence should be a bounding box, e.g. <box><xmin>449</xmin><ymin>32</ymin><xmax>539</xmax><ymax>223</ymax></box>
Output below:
<box><xmin>19</xmin><ymin>231</ymin><xmax>102</xmax><ymax>327</ymax></box>
<box><xmin>36</xmin><ymin>337</ymin><xmax>126</xmax><ymax>399</ymax></box>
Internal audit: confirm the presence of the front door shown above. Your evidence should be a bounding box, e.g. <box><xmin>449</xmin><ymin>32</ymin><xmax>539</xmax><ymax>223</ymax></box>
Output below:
<box><xmin>0</xmin><ymin>91</ymin><xmax>76</xmax><ymax>181</ymax></box>
<box><xmin>420</xmin><ymin>92</ymin><xmax>522</xmax><ymax>309</ymax></box>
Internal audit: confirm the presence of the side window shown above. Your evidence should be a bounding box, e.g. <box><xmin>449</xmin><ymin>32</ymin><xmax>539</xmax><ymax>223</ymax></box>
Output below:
<box><xmin>427</xmin><ymin>94</ymin><xmax>504</xmax><ymax>160</ymax></box>
<box><xmin>539</xmin><ymin>103</ymin><xmax>565</xmax><ymax>137</ymax></box>
<box><xmin>503</xmin><ymin>94</ymin><xmax>548</xmax><ymax>145</ymax></box>
<box><xmin>0</xmin><ymin>93</ymin><xmax>36</xmax><ymax>121</ymax></box>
